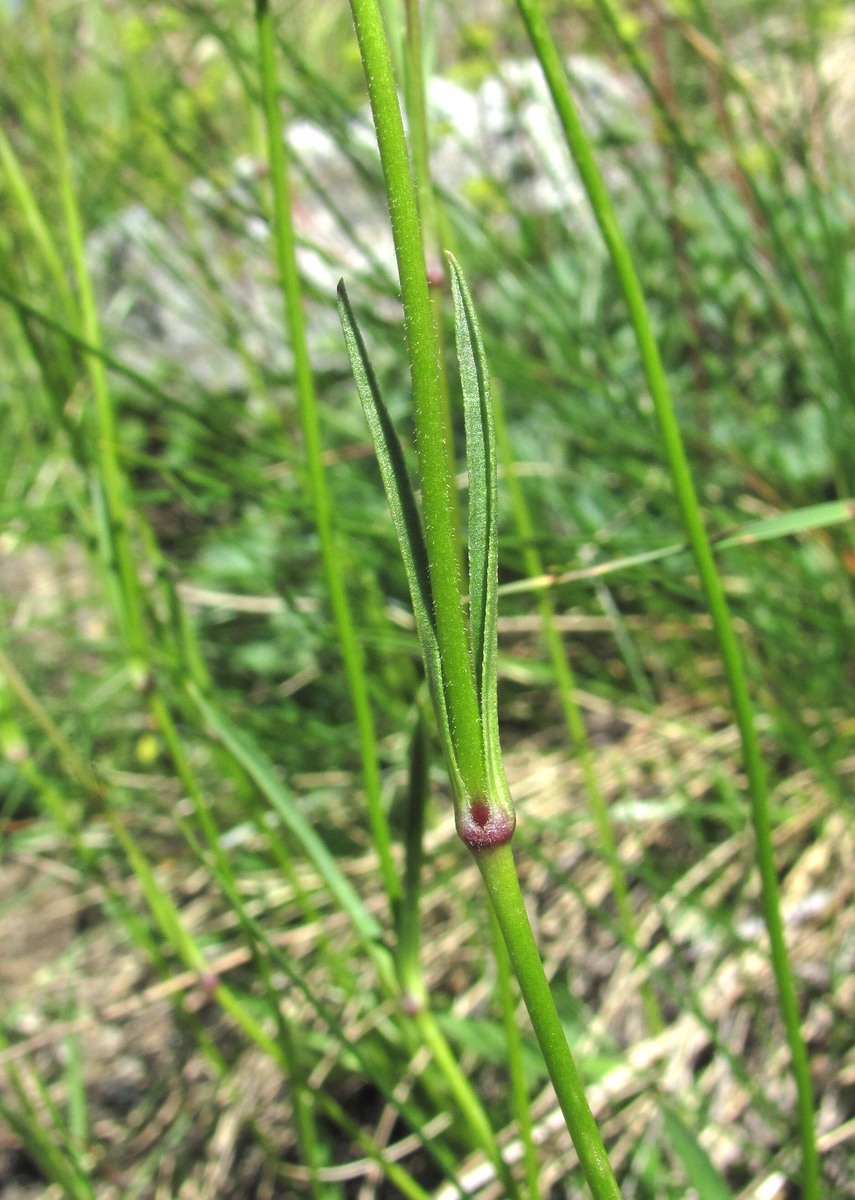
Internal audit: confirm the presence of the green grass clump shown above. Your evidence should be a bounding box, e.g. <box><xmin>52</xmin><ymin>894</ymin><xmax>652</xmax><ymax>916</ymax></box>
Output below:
<box><xmin>0</xmin><ymin>0</ymin><xmax>852</xmax><ymax>1196</ymax></box>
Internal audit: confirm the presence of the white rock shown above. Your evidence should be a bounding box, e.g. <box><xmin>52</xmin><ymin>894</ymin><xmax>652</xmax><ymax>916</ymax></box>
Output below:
<box><xmin>88</xmin><ymin>56</ymin><xmax>649</xmax><ymax>391</ymax></box>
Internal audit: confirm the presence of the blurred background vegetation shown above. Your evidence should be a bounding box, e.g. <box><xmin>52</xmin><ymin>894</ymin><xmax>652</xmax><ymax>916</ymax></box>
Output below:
<box><xmin>0</xmin><ymin>0</ymin><xmax>853</xmax><ymax>1195</ymax></box>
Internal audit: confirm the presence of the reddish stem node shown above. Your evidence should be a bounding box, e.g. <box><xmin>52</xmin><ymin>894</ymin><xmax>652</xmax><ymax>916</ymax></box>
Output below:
<box><xmin>457</xmin><ymin>799</ymin><xmax>516</xmax><ymax>849</ymax></box>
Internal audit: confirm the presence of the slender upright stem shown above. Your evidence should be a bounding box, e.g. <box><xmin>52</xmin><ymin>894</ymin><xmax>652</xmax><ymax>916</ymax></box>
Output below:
<box><xmin>478</xmin><ymin>845</ymin><xmax>621</xmax><ymax>1200</ymax></box>
<box><xmin>489</xmin><ymin>905</ymin><xmax>540</xmax><ymax>1200</ymax></box>
<box><xmin>255</xmin><ymin>0</ymin><xmax>399</xmax><ymax>907</ymax></box>
<box><xmin>347</xmin><ymin>0</ymin><xmax>487</xmax><ymax>797</ymax></box>
<box><xmin>401</xmin><ymin>0</ymin><xmax>463</xmax><ymax>564</ymax></box>
<box><xmin>514</xmin><ymin>2</ymin><xmax>819</xmax><ymax>1192</ymax></box>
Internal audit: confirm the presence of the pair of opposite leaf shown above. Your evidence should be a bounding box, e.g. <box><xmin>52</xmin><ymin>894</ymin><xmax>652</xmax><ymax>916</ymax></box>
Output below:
<box><xmin>337</xmin><ymin>253</ymin><xmax>515</xmax><ymax>850</ymax></box>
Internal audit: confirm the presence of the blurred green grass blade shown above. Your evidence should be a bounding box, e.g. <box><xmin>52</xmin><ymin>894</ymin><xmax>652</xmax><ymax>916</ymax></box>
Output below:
<box><xmin>395</xmin><ymin>708</ymin><xmax>430</xmax><ymax>1002</ymax></box>
<box><xmin>0</xmin><ymin>281</ymin><xmax>211</xmax><ymax>426</ymax></box>
<box><xmin>107</xmin><ymin>810</ymin><xmax>207</xmax><ymax>972</ymax></box>
<box><xmin>187</xmin><ymin>683</ymin><xmax>385</xmax><ymax>951</ymax></box>
<box><xmin>714</xmin><ymin>499</ymin><xmax>855</xmax><ymax>549</ymax></box>
<box><xmin>498</xmin><ymin>544</ymin><xmax>682</xmax><ymax>595</ymax></box>
<box><xmin>109</xmin><ymin>803</ymin><xmax>291</xmax><ymax>1068</ymax></box>
<box><xmin>0</xmin><ymin>1031</ymin><xmax>95</xmax><ymax>1200</ymax></box>
<box><xmin>35</xmin><ymin>0</ymin><xmax>147</xmax><ymax>660</ymax></box>
<box><xmin>174</xmin><ymin>815</ymin><xmax>471</xmax><ymax>1196</ymax></box>
<box><xmin>0</xmin><ymin>1094</ymin><xmax>95</xmax><ymax>1200</ymax></box>
<box><xmin>337</xmin><ymin>280</ymin><xmax>464</xmax><ymax>801</ymax></box>
<box><xmin>662</xmin><ymin>1108</ymin><xmax>733</xmax><ymax>1200</ymax></box>
<box><xmin>0</xmin><ymin>125</ymin><xmax>76</xmax><ymax>320</ymax></box>
<box><xmin>500</xmin><ymin>499</ymin><xmax>855</xmax><ymax>595</ymax></box>
<box><xmin>62</xmin><ymin>1029</ymin><xmax>88</xmax><ymax>1146</ymax></box>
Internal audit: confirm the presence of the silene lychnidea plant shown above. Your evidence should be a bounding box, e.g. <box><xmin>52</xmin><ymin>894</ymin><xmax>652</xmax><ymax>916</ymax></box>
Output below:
<box><xmin>338</xmin><ymin>254</ymin><xmax>516</xmax><ymax>853</ymax></box>
<box><xmin>338</xmin><ymin>259</ymin><xmax>622</xmax><ymax>1200</ymax></box>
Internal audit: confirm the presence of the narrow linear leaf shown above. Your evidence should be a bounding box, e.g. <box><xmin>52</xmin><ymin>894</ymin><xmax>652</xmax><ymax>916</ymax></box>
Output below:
<box><xmin>662</xmin><ymin>1108</ymin><xmax>734</xmax><ymax>1200</ymax></box>
<box><xmin>713</xmin><ymin>498</ymin><xmax>855</xmax><ymax>550</ymax></box>
<box><xmin>447</xmin><ymin>252</ymin><xmax>491</xmax><ymax>704</ymax></box>
<box><xmin>498</xmin><ymin>498</ymin><xmax>855</xmax><ymax>596</ymax></box>
<box><xmin>446</xmin><ymin>254</ymin><xmax>515</xmax><ymax>837</ymax></box>
<box><xmin>498</xmin><ymin>543</ymin><xmax>684</xmax><ymax>595</ymax></box>
<box><xmin>337</xmin><ymin>281</ymin><xmax>464</xmax><ymax>801</ymax></box>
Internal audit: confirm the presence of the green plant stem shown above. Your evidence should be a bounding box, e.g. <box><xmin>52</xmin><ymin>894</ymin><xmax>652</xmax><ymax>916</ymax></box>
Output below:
<box><xmin>401</xmin><ymin>0</ymin><xmax>462</xmax><ymax>565</ymax></box>
<box><xmin>347</xmin><ymin>0</ymin><xmax>486</xmax><ymax>797</ymax></box>
<box><xmin>493</xmin><ymin>384</ymin><xmax>662</xmax><ymax>1036</ymax></box>
<box><xmin>489</xmin><ymin>905</ymin><xmax>540</xmax><ymax>1200</ymax></box>
<box><xmin>513</xmin><ymin>2</ymin><xmax>820</xmax><ymax>1193</ymax></box>
<box><xmin>254</xmin><ymin>0</ymin><xmax>398</xmax><ymax>909</ymax></box>
<box><xmin>402</xmin><ymin>0</ymin><xmax>435</xmax><ymax>253</ymax></box>
<box><xmin>477</xmin><ymin>844</ymin><xmax>620</xmax><ymax>1200</ymax></box>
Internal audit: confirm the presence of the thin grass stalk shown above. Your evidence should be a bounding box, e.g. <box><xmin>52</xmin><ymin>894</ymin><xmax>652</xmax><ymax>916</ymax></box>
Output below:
<box><xmin>513</xmin><ymin>2</ymin><xmax>820</xmax><ymax>1192</ymax></box>
<box><xmin>411</xmin><ymin>1011</ymin><xmax>523</xmax><ymax>1199</ymax></box>
<box><xmin>243</xmin><ymin>950</ymin><xmax>327</xmax><ymax>1200</ymax></box>
<box><xmin>309</xmin><ymin>1093</ymin><xmax>434</xmax><ymax>1200</ymax></box>
<box><xmin>34</xmin><ymin>0</ymin><xmax>146</xmax><ymax>660</ymax></box>
<box><xmin>589</xmin><ymin>2</ymin><xmax>794</xmax><ymax>341</ymax></box>
<box><xmin>493</xmin><ymin>383</ymin><xmax>663</xmax><ymax>1036</ymax></box>
<box><xmin>395</xmin><ymin>708</ymin><xmax>430</xmax><ymax>1006</ymax></box>
<box><xmin>0</xmin><ymin>125</ymin><xmax>77</xmax><ymax>321</ymax></box>
<box><xmin>253</xmin><ymin>0</ymin><xmax>399</xmax><ymax>909</ymax></box>
<box><xmin>644</xmin><ymin>6</ymin><xmax>710</xmax><ymax>402</ymax></box>
<box><xmin>61</xmin><ymin>1028</ymin><xmax>87</xmax><ymax>1149</ymax></box>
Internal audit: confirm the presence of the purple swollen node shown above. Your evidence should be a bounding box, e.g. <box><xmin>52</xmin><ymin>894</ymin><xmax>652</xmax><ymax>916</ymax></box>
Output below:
<box><xmin>457</xmin><ymin>798</ymin><xmax>516</xmax><ymax>850</ymax></box>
